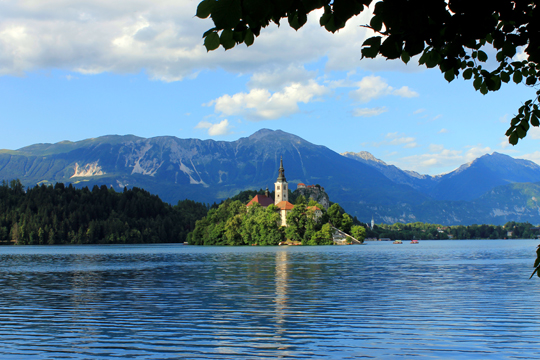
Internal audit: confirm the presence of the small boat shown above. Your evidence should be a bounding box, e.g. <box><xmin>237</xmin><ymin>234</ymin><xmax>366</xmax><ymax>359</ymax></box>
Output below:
<box><xmin>393</xmin><ymin>240</ymin><xmax>402</xmax><ymax>244</ymax></box>
<box><xmin>411</xmin><ymin>240</ymin><xmax>419</xmax><ymax>244</ymax></box>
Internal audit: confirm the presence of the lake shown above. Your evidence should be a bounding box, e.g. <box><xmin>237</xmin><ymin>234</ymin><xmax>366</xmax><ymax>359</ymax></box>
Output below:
<box><xmin>1</xmin><ymin>240</ymin><xmax>540</xmax><ymax>359</ymax></box>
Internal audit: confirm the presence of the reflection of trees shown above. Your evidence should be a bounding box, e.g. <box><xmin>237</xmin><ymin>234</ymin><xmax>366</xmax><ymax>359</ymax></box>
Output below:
<box><xmin>274</xmin><ymin>250</ymin><xmax>291</xmax><ymax>353</ymax></box>
<box><xmin>68</xmin><ymin>254</ymin><xmax>104</xmax><ymax>340</ymax></box>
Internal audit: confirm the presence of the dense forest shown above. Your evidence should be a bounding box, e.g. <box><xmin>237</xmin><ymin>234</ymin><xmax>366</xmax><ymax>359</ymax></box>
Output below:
<box><xmin>367</xmin><ymin>221</ymin><xmax>540</xmax><ymax>240</ymax></box>
<box><xmin>3</xmin><ymin>179</ymin><xmax>538</xmax><ymax>246</ymax></box>
<box><xmin>0</xmin><ymin>180</ymin><xmax>208</xmax><ymax>245</ymax></box>
<box><xmin>188</xmin><ymin>194</ymin><xmax>366</xmax><ymax>246</ymax></box>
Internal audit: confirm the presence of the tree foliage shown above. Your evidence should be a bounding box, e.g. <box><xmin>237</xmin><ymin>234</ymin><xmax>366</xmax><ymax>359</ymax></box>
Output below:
<box><xmin>0</xmin><ymin>180</ymin><xmax>208</xmax><ymax>245</ymax></box>
<box><xmin>188</xmin><ymin>189</ymin><xmax>357</xmax><ymax>245</ymax></box>
<box><xmin>197</xmin><ymin>0</ymin><xmax>540</xmax><ymax>144</ymax></box>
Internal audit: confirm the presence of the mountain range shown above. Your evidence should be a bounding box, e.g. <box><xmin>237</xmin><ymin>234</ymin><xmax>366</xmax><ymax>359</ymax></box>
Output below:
<box><xmin>2</xmin><ymin>129</ymin><xmax>540</xmax><ymax>226</ymax></box>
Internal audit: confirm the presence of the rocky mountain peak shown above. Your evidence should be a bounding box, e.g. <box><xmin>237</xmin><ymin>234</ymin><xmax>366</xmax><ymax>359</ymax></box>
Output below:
<box><xmin>341</xmin><ymin>151</ymin><xmax>387</xmax><ymax>165</ymax></box>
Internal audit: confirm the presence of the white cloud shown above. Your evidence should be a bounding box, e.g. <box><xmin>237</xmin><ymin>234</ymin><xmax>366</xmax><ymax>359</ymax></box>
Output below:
<box><xmin>353</xmin><ymin>107</ymin><xmax>388</xmax><ymax>117</ymax></box>
<box><xmin>528</xmin><ymin>127</ymin><xmax>540</xmax><ymax>140</ymax></box>
<box><xmin>413</xmin><ymin>108</ymin><xmax>425</xmax><ymax>114</ymax></box>
<box><xmin>350</xmin><ymin>75</ymin><xmax>392</xmax><ymax>103</ymax></box>
<box><xmin>438</xmin><ymin>128</ymin><xmax>448</xmax><ymax>133</ymax></box>
<box><xmin>429</xmin><ymin>144</ymin><xmax>444</xmax><ymax>152</ymax></box>
<box><xmin>247</xmin><ymin>64</ymin><xmax>316</xmax><ymax>91</ymax></box>
<box><xmin>395</xmin><ymin>145</ymin><xmax>491</xmax><ymax>174</ymax></box>
<box><xmin>0</xmin><ymin>1</ymin><xmax>432</xmax><ymax>81</ymax></box>
<box><xmin>364</xmin><ymin>132</ymin><xmax>417</xmax><ymax>148</ymax></box>
<box><xmin>518</xmin><ymin>151</ymin><xmax>540</xmax><ymax>165</ymax></box>
<box><xmin>349</xmin><ymin>75</ymin><xmax>419</xmax><ymax>103</ymax></box>
<box><xmin>207</xmin><ymin>80</ymin><xmax>329</xmax><ymax>121</ymax></box>
<box><xmin>392</xmin><ymin>86</ymin><xmax>419</xmax><ymax>98</ymax></box>
<box><xmin>195</xmin><ymin>119</ymin><xmax>231</xmax><ymax>136</ymax></box>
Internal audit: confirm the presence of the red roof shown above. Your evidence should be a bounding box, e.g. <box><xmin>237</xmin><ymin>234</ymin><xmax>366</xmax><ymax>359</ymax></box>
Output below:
<box><xmin>275</xmin><ymin>201</ymin><xmax>294</xmax><ymax>210</ymax></box>
<box><xmin>247</xmin><ymin>194</ymin><xmax>274</xmax><ymax>208</ymax></box>
<box><xmin>307</xmin><ymin>206</ymin><xmax>322</xmax><ymax>211</ymax></box>
<box><xmin>298</xmin><ymin>183</ymin><xmax>305</xmax><ymax>186</ymax></box>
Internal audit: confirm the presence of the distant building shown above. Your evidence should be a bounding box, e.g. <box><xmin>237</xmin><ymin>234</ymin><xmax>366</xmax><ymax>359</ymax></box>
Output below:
<box><xmin>276</xmin><ymin>200</ymin><xmax>295</xmax><ymax>226</ymax></box>
<box><xmin>246</xmin><ymin>157</ymin><xmax>325</xmax><ymax>227</ymax></box>
<box><xmin>274</xmin><ymin>157</ymin><xmax>289</xmax><ymax>205</ymax></box>
<box><xmin>246</xmin><ymin>188</ymin><xmax>274</xmax><ymax>208</ymax></box>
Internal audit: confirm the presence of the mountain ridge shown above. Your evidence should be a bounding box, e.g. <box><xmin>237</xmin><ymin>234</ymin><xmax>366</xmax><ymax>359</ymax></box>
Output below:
<box><xmin>3</xmin><ymin>129</ymin><xmax>540</xmax><ymax>225</ymax></box>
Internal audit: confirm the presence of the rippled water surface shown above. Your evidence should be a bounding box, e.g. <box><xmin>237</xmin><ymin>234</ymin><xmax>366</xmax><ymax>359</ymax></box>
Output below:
<box><xmin>1</xmin><ymin>240</ymin><xmax>540</xmax><ymax>359</ymax></box>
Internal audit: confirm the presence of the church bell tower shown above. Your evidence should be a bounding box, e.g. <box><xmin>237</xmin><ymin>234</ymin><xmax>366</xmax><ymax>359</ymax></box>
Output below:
<box><xmin>274</xmin><ymin>156</ymin><xmax>288</xmax><ymax>205</ymax></box>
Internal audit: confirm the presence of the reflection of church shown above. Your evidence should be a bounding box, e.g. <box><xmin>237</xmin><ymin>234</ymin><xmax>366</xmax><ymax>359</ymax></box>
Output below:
<box><xmin>247</xmin><ymin>157</ymin><xmax>320</xmax><ymax>227</ymax></box>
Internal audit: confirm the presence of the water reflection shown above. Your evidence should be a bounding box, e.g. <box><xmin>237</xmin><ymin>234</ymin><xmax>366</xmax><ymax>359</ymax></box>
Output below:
<box><xmin>274</xmin><ymin>251</ymin><xmax>290</xmax><ymax>354</ymax></box>
<box><xmin>0</xmin><ymin>241</ymin><xmax>540</xmax><ymax>359</ymax></box>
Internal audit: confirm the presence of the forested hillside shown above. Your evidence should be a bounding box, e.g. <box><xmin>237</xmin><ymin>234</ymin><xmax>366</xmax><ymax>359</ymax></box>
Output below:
<box><xmin>0</xmin><ymin>180</ymin><xmax>208</xmax><ymax>245</ymax></box>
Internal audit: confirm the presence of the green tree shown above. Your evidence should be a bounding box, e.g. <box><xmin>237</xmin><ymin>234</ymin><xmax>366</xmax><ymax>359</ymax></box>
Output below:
<box><xmin>351</xmin><ymin>225</ymin><xmax>366</xmax><ymax>242</ymax></box>
<box><xmin>285</xmin><ymin>203</ymin><xmax>308</xmax><ymax>242</ymax></box>
<box><xmin>197</xmin><ymin>0</ymin><xmax>540</xmax><ymax>145</ymax></box>
<box><xmin>308</xmin><ymin>223</ymin><xmax>334</xmax><ymax>245</ymax></box>
<box><xmin>295</xmin><ymin>195</ymin><xmax>307</xmax><ymax>205</ymax></box>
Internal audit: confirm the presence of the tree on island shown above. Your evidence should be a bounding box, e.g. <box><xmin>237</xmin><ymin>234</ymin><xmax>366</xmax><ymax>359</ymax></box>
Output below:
<box><xmin>196</xmin><ymin>0</ymin><xmax>539</xmax><ymax>145</ymax></box>
<box><xmin>188</xmin><ymin>190</ymin><xmax>362</xmax><ymax>245</ymax></box>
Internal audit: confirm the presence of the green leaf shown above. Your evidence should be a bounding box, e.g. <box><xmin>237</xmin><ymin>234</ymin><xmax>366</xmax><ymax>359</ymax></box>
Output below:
<box><xmin>196</xmin><ymin>0</ymin><xmax>214</xmax><ymax>19</ymax></box>
<box><xmin>211</xmin><ymin>0</ymin><xmax>242</xmax><ymax>29</ymax></box>
<box><xmin>361</xmin><ymin>36</ymin><xmax>381</xmax><ymax>59</ymax></box>
<box><xmin>379</xmin><ymin>36</ymin><xmax>402</xmax><ymax>59</ymax></box>
<box><xmin>203</xmin><ymin>28</ymin><xmax>217</xmax><ymax>38</ymax></box>
<box><xmin>501</xmin><ymin>71</ymin><xmax>510</xmax><ymax>83</ymax></box>
<box><xmin>526</xmin><ymin>76</ymin><xmax>537</xmax><ymax>85</ymax></box>
<box><xmin>488</xmin><ymin>76</ymin><xmax>501</xmax><ymax>91</ymax></box>
<box><xmin>244</xmin><ymin>28</ymin><xmax>254</xmax><ymax>46</ymax></box>
<box><xmin>401</xmin><ymin>51</ymin><xmax>410</xmax><ymax>64</ymax></box>
<box><xmin>509</xmin><ymin>132</ymin><xmax>518</xmax><ymax>145</ymax></box>
<box><xmin>517</xmin><ymin>124</ymin><xmax>527</xmax><ymax>138</ymax></box>
<box><xmin>463</xmin><ymin>68</ymin><xmax>473</xmax><ymax>80</ymax></box>
<box><xmin>473</xmin><ymin>77</ymin><xmax>482</xmax><ymax>90</ymax></box>
<box><xmin>531</xmin><ymin>114</ymin><xmax>540</xmax><ymax>127</ymax></box>
<box><xmin>477</xmin><ymin>50</ymin><xmax>488</xmax><ymax>62</ymax></box>
<box><xmin>370</xmin><ymin>15</ymin><xmax>383</xmax><ymax>32</ymax></box>
<box><xmin>480</xmin><ymin>83</ymin><xmax>488</xmax><ymax>95</ymax></box>
<box><xmin>513</xmin><ymin>71</ymin><xmax>523</xmax><ymax>84</ymax></box>
<box><xmin>220</xmin><ymin>29</ymin><xmax>235</xmax><ymax>50</ymax></box>
<box><xmin>444</xmin><ymin>69</ymin><xmax>455</xmax><ymax>82</ymax></box>
<box><xmin>323</xmin><ymin>15</ymin><xmax>338</xmax><ymax>33</ymax></box>
<box><xmin>425</xmin><ymin>50</ymin><xmax>441</xmax><ymax>68</ymax></box>
<box><xmin>204</xmin><ymin>31</ymin><xmax>220</xmax><ymax>51</ymax></box>
<box><xmin>319</xmin><ymin>12</ymin><xmax>331</xmax><ymax>26</ymax></box>
<box><xmin>511</xmin><ymin>117</ymin><xmax>520</xmax><ymax>126</ymax></box>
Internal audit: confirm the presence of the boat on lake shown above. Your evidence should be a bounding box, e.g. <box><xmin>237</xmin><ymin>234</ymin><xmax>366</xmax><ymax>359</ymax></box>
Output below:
<box><xmin>393</xmin><ymin>240</ymin><xmax>402</xmax><ymax>244</ymax></box>
<box><xmin>411</xmin><ymin>240</ymin><xmax>419</xmax><ymax>244</ymax></box>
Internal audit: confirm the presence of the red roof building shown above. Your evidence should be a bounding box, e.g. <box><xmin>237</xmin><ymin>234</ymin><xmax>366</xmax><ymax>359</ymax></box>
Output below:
<box><xmin>275</xmin><ymin>201</ymin><xmax>295</xmax><ymax>210</ymax></box>
<box><xmin>247</xmin><ymin>194</ymin><xmax>274</xmax><ymax>208</ymax></box>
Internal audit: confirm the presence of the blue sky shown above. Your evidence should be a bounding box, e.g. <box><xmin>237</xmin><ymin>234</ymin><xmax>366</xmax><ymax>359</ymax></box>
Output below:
<box><xmin>1</xmin><ymin>1</ymin><xmax>539</xmax><ymax>175</ymax></box>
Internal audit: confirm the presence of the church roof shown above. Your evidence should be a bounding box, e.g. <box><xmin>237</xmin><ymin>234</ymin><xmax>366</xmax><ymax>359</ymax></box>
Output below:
<box><xmin>276</xmin><ymin>156</ymin><xmax>286</xmax><ymax>182</ymax></box>
<box><xmin>307</xmin><ymin>206</ymin><xmax>322</xmax><ymax>212</ymax></box>
<box><xmin>275</xmin><ymin>201</ymin><xmax>294</xmax><ymax>210</ymax></box>
<box><xmin>247</xmin><ymin>194</ymin><xmax>274</xmax><ymax>208</ymax></box>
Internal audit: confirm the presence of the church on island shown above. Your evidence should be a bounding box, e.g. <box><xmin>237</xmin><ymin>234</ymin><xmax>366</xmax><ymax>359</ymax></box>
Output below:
<box><xmin>246</xmin><ymin>157</ymin><xmax>321</xmax><ymax>227</ymax></box>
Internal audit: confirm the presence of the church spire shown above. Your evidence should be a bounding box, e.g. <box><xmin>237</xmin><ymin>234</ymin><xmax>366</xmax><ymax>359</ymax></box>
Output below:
<box><xmin>277</xmin><ymin>156</ymin><xmax>286</xmax><ymax>182</ymax></box>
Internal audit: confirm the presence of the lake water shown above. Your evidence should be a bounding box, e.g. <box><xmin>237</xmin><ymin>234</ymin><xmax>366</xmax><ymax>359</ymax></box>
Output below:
<box><xmin>1</xmin><ymin>240</ymin><xmax>540</xmax><ymax>359</ymax></box>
